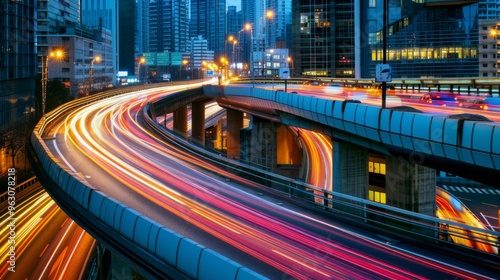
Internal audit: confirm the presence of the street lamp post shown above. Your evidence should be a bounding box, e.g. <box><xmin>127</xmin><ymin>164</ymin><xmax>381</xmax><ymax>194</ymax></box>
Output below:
<box><xmin>89</xmin><ymin>55</ymin><xmax>101</xmax><ymax>94</ymax></box>
<box><xmin>139</xmin><ymin>57</ymin><xmax>146</xmax><ymax>84</ymax></box>
<box><xmin>260</xmin><ymin>10</ymin><xmax>274</xmax><ymax>77</ymax></box>
<box><xmin>382</xmin><ymin>0</ymin><xmax>388</xmax><ymax>108</ymax></box>
<box><xmin>287</xmin><ymin>57</ymin><xmax>294</xmax><ymax>77</ymax></box>
<box><xmin>182</xmin><ymin>59</ymin><xmax>189</xmax><ymax>89</ymax></box>
<box><xmin>244</xmin><ymin>23</ymin><xmax>254</xmax><ymax>85</ymax></box>
<box><xmin>232</xmin><ymin>40</ymin><xmax>238</xmax><ymax>77</ymax></box>
<box><xmin>41</xmin><ymin>49</ymin><xmax>64</xmax><ymax>117</ymax></box>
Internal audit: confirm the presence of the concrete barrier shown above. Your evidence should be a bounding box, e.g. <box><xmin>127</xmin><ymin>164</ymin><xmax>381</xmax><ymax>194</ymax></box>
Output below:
<box><xmin>198</xmin><ymin>249</ymin><xmax>240</xmax><ymax>280</ymax></box>
<box><xmin>156</xmin><ymin>227</ymin><xmax>183</xmax><ymax>266</ymax></box>
<box><xmin>177</xmin><ymin>238</ymin><xmax>204</xmax><ymax>278</ymax></box>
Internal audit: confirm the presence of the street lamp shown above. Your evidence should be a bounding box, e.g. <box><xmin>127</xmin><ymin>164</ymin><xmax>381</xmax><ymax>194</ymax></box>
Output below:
<box><xmin>232</xmin><ymin>39</ymin><xmax>238</xmax><ymax>77</ymax></box>
<box><xmin>139</xmin><ymin>57</ymin><xmax>146</xmax><ymax>84</ymax></box>
<box><xmin>244</xmin><ymin>23</ymin><xmax>254</xmax><ymax>84</ymax></box>
<box><xmin>220</xmin><ymin>57</ymin><xmax>228</xmax><ymax>80</ymax></box>
<box><xmin>382</xmin><ymin>0</ymin><xmax>388</xmax><ymax>108</ymax></box>
<box><xmin>261</xmin><ymin>10</ymin><xmax>274</xmax><ymax>76</ymax></box>
<box><xmin>287</xmin><ymin>57</ymin><xmax>294</xmax><ymax>77</ymax></box>
<box><xmin>89</xmin><ymin>55</ymin><xmax>101</xmax><ymax>94</ymax></box>
<box><xmin>182</xmin><ymin>59</ymin><xmax>189</xmax><ymax>88</ymax></box>
<box><xmin>41</xmin><ymin>49</ymin><xmax>64</xmax><ymax>116</ymax></box>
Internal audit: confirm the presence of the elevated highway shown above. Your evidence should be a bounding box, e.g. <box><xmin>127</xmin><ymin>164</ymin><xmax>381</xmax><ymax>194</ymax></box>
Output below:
<box><xmin>204</xmin><ymin>84</ymin><xmax>500</xmax><ymax>187</ymax></box>
<box><xmin>29</xmin><ymin>81</ymin><xmax>500</xmax><ymax>279</ymax></box>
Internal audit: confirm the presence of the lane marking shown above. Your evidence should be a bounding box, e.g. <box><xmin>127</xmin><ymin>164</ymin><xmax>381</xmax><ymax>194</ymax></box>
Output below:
<box><xmin>52</xmin><ymin>122</ymin><xmax>77</xmax><ymax>173</ymax></box>
<box><xmin>40</xmin><ymin>244</ymin><xmax>49</xmax><ymax>257</ymax></box>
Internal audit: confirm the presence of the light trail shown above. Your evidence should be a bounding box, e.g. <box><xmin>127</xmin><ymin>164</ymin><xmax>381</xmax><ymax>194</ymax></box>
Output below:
<box><xmin>44</xmin><ymin>83</ymin><xmax>496</xmax><ymax>279</ymax></box>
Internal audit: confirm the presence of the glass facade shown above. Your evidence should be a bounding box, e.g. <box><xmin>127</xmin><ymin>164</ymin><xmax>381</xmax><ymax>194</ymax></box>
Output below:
<box><xmin>149</xmin><ymin>0</ymin><xmax>189</xmax><ymax>53</ymax></box>
<box><xmin>118</xmin><ymin>0</ymin><xmax>136</xmax><ymax>75</ymax></box>
<box><xmin>293</xmin><ymin>0</ymin><xmax>482</xmax><ymax>79</ymax></box>
<box><xmin>81</xmin><ymin>0</ymin><xmax>118</xmax><ymax>83</ymax></box>
<box><xmin>0</xmin><ymin>0</ymin><xmax>37</xmax><ymax>129</ymax></box>
<box><xmin>292</xmin><ymin>0</ymin><xmax>356</xmax><ymax>78</ymax></box>
<box><xmin>363</xmin><ymin>0</ymin><xmax>480</xmax><ymax>78</ymax></box>
<box><xmin>190</xmin><ymin>0</ymin><xmax>226</xmax><ymax>58</ymax></box>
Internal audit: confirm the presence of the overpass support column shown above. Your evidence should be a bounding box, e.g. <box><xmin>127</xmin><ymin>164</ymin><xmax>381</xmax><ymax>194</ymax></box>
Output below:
<box><xmin>191</xmin><ymin>101</ymin><xmax>205</xmax><ymax>144</ymax></box>
<box><xmin>240</xmin><ymin>116</ymin><xmax>277</xmax><ymax>171</ymax></box>
<box><xmin>173</xmin><ymin>104</ymin><xmax>188</xmax><ymax>136</ymax></box>
<box><xmin>332</xmin><ymin>140</ymin><xmax>369</xmax><ymax>197</ymax></box>
<box><xmin>332</xmin><ymin>141</ymin><xmax>369</xmax><ymax>216</ymax></box>
<box><xmin>226</xmin><ymin>108</ymin><xmax>244</xmax><ymax>159</ymax></box>
<box><xmin>385</xmin><ymin>155</ymin><xmax>436</xmax><ymax>216</ymax></box>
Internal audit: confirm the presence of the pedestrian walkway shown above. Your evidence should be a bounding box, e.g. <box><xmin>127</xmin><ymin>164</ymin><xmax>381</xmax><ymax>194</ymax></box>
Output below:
<box><xmin>440</xmin><ymin>185</ymin><xmax>500</xmax><ymax>195</ymax></box>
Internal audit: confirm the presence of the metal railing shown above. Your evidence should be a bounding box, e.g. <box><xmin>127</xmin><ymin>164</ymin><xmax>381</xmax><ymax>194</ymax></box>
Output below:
<box><xmin>230</xmin><ymin>77</ymin><xmax>500</xmax><ymax>96</ymax></box>
<box><xmin>144</xmin><ymin>93</ymin><xmax>500</xmax><ymax>264</ymax></box>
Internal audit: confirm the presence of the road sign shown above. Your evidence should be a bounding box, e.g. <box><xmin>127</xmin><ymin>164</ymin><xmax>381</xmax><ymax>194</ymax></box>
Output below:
<box><xmin>376</xmin><ymin>64</ymin><xmax>392</xmax><ymax>82</ymax></box>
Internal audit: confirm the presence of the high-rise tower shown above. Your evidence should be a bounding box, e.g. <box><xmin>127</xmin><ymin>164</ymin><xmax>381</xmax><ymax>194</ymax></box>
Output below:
<box><xmin>190</xmin><ymin>0</ymin><xmax>227</xmax><ymax>58</ymax></box>
<box><xmin>149</xmin><ymin>0</ymin><xmax>189</xmax><ymax>53</ymax></box>
<box><xmin>0</xmin><ymin>0</ymin><xmax>37</xmax><ymax>130</ymax></box>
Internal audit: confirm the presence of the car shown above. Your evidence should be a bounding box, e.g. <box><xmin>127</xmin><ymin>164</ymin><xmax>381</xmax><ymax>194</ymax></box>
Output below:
<box><xmin>418</xmin><ymin>92</ymin><xmax>459</xmax><ymax>107</ymax></box>
<box><xmin>302</xmin><ymin>80</ymin><xmax>325</xmax><ymax>86</ymax></box>
<box><xmin>323</xmin><ymin>83</ymin><xmax>343</xmax><ymax>94</ymax></box>
<box><xmin>466</xmin><ymin>99</ymin><xmax>489</xmax><ymax>110</ymax></box>
<box><xmin>484</xmin><ymin>97</ymin><xmax>500</xmax><ymax>111</ymax></box>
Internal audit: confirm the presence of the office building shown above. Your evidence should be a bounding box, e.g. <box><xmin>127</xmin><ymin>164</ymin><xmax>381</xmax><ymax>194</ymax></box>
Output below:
<box><xmin>117</xmin><ymin>0</ymin><xmax>136</xmax><ymax>77</ymax></box>
<box><xmin>0</xmin><ymin>0</ymin><xmax>37</xmax><ymax>130</ymax></box>
<box><xmin>190</xmin><ymin>0</ymin><xmax>226</xmax><ymax>58</ymax></box>
<box><xmin>187</xmin><ymin>35</ymin><xmax>214</xmax><ymax>73</ymax></box>
<box><xmin>149</xmin><ymin>0</ymin><xmax>189</xmax><ymax>53</ymax></box>
<box><xmin>37</xmin><ymin>0</ymin><xmax>81</xmax><ymax>58</ymax></box>
<box><xmin>292</xmin><ymin>0</ymin><xmax>482</xmax><ymax>79</ymax></box>
<box><xmin>81</xmin><ymin>0</ymin><xmax>118</xmax><ymax>81</ymax></box>
<box><xmin>46</xmin><ymin>27</ymin><xmax>114</xmax><ymax>97</ymax></box>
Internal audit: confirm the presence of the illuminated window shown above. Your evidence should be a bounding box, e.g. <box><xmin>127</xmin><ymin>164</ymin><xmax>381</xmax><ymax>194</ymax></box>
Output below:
<box><xmin>369</xmin><ymin>161</ymin><xmax>386</xmax><ymax>175</ymax></box>
<box><xmin>380</xmin><ymin>163</ymin><xmax>386</xmax><ymax>175</ymax></box>
<box><xmin>369</xmin><ymin>190</ymin><xmax>386</xmax><ymax>204</ymax></box>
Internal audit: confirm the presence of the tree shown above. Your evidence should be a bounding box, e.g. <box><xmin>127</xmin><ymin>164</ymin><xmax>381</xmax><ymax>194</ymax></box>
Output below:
<box><xmin>35</xmin><ymin>76</ymin><xmax>73</xmax><ymax>119</ymax></box>
<box><xmin>2</xmin><ymin>119</ymin><xmax>35</xmax><ymax>169</ymax></box>
<box><xmin>46</xmin><ymin>78</ymin><xmax>73</xmax><ymax>113</ymax></box>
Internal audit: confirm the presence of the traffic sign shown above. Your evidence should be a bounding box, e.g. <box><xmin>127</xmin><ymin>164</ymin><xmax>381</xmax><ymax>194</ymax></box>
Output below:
<box><xmin>376</xmin><ymin>64</ymin><xmax>392</xmax><ymax>82</ymax></box>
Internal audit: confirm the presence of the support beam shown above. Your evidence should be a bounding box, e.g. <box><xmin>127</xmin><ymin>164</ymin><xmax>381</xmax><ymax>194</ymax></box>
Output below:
<box><xmin>385</xmin><ymin>155</ymin><xmax>436</xmax><ymax>216</ymax></box>
<box><xmin>191</xmin><ymin>101</ymin><xmax>206</xmax><ymax>144</ymax></box>
<box><xmin>332</xmin><ymin>140</ymin><xmax>369</xmax><ymax>217</ymax></box>
<box><xmin>173</xmin><ymin>104</ymin><xmax>188</xmax><ymax>136</ymax></box>
<box><xmin>226</xmin><ymin>109</ymin><xmax>244</xmax><ymax>159</ymax></box>
<box><xmin>240</xmin><ymin>116</ymin><xmax>276</xmax><ymax>171</ymax></box>
<box><xmin>332</xmin><ymin>140</ymin><xmax>369</xmax><ymax>197</ymax></box>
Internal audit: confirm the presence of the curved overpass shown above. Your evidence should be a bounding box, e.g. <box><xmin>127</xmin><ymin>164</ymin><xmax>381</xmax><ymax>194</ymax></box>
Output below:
<box><xmin>29</xmin><ymin>83</ymin><xmax>500</xmax><ymax>279</ymax></box>
<box><xmin>205</xmin><ymin>85</ymin><xmax>500</xmax><ymax>186</ymax></box>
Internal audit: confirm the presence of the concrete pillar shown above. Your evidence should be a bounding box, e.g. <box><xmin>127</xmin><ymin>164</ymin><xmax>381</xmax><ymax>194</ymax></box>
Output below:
<box><xmin>332</xmin><ymin>140</ymin><xmax>369</xmax><ymax>198</ymax></box>
<box><xmin>107</xmin><ymin>248</ymin><xmax>146</xmax><ymax>279</ymax></box>
<box><xmin>276</xmin><ymin>124</ymin><xmax>302</xmax><ymax>165</ymax></box>
<box><xmin>173</xmin><ymin>104</ymin><xmax>188</xmax><ymax>136</ymax></box>
<box><xmin>332</xmin><ymin>140</ymin><xmax>369</xmax><ymax>217</ymax></box>
<box><xmin>191</xmin><ymin>101</ymin><xmax>205</xmax><ymax>144</ymax></box>
<box><xmin>240</xmin><ymin>116</ymin><xmax>277</xmax><ymax>171</ymax></box>
<box><xmin>385</xmin><ymin>155</ymin><xmax>436</xmax><ymax>216</ymax></box>
<box><xmin>226</xmin><ymin>109</ymin><xmax>243</xmax><ymax>159</ymax></box>
<box><xmin>214</xmin><ymin>119</ymin><xmax>224</xmax><ymax>151</ymax></box>
<box><xmin>275</xmin><ymin>124</ymin><xmax>303</xmax><ymax>179</ymax></box>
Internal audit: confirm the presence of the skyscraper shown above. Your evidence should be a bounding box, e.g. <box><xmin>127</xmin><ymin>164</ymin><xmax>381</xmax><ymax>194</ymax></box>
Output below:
<box><xmin>118</xmin><ymin>0</ymin><xmax>136</xmax><ymax>76</ymax></box>
<box><xmin>149</xmin><ymin>0</ymin><xmax>189</xmax><ymax>53</ymax></box>
<box><xmin>0</xmin><ymin>0</ymin><xmax>37</xmax><ymax>130</ymax></box>
<box><xmin>37</xmin><ymin>0</ymin><xmax>81</xmax><ymax>57</ymax></box>
<box><xmin>81</xmin><ymin>0</ymin><xmax>118</xmax><ymax>84</ymax></box>
<box><xmin>190</xmin><ymin>0</ymin><xmax>226</xmax><ymax>58</ymax></box>
<box><xmin>292</xmin><ymin>0</ymin><xmax>481</xmax><ymax>79</ymax></box>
